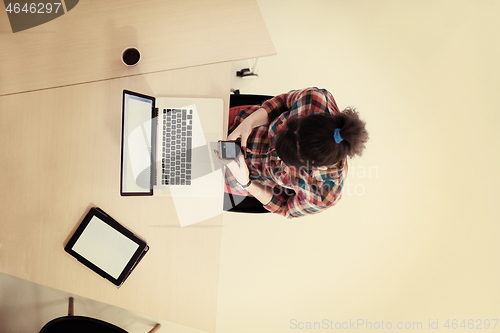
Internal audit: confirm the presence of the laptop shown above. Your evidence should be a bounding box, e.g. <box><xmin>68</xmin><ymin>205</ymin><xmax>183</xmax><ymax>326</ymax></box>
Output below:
<box><xmin>120</xmin><ymin>90</ymin><xmax>225</xmax><ymax>219</ymax></box>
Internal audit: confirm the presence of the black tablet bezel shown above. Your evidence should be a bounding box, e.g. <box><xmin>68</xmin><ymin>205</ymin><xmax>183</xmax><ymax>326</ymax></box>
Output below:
<box><xmin>120</xmin><ymin>89</ymin><xmax>156</xmax><ymax>196</ymax></box>
<box><xmin>64</xmin><ymin>207</ymin><xmax>148</xmax><ymax>287</ymax></box>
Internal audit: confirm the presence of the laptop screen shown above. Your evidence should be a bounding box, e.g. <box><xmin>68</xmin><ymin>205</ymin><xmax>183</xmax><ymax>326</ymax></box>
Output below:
<box><xmin>121</xmin><ymin>90</ymin><xmax>155</xmax><ymax>195</ymax></box>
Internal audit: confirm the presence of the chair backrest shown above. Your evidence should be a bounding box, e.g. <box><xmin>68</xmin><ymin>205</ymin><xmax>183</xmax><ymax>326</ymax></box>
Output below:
<box><xmin>229</xmin><ymin>94</ymin><xmax>273</xmax><ymax>108</ymax></box>
<box><xmin>224</xmin><ymin>93</ymin><xmax>275</xmax><ymax>213</ymax></box>
<box><xmin>39</xmin><ymin>316</ymin><xmax>128</xmax><ymax>333</ymax></box>
<box><xmin>223</xmin><ymin>192</ymin><xmax>271</xmax><ymax>213</ymax></box>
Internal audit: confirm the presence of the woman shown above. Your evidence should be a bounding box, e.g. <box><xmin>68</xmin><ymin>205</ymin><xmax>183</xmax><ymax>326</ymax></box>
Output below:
<box><xmin>220</xmin><ymin>87</ymin><xmax>369</xmax><ymax>218</ymax></box>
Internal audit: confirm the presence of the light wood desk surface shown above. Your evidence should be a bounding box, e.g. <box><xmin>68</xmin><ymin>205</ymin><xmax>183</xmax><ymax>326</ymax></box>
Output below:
<box><xmin>0</xmin><ymin>0</ymin><xmax>276</xmax><ymax>96</ymax></box>
<box><xmin>0</xmin><ymin>62</ymin><xmax>232</xmax><ymax>333</ymax></box>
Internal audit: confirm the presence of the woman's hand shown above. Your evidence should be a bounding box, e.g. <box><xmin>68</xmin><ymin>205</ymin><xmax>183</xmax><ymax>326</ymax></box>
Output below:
<box><xmin>214</xmin><ymin>150</ymin><xmax>249</xmax><ymax>185</ymax></box>
<box><xmin>227</xmin><ymin>107</ymin><xmax>269</xmax><ymax>157</ymax></box>
<box><xmin>227</xmin><ymin>153</ymin><xmax>250</xmax><ymax>185</ymax></box>
<box><xmin>227</xmin><ymin>120</ymin><xmax>253</xmax><ymax>157</ymax></box>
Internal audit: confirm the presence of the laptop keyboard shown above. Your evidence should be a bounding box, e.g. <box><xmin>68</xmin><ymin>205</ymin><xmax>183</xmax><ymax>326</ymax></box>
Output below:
<box><xmin>161</xmin><ymin>108</ymin><xmax>193</xmax><ymax>185</ymax></box>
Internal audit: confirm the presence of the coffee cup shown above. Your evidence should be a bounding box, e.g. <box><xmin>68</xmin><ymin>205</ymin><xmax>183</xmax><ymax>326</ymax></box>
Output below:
<box><xmin>121</xmin><ymin>47</ymin><xmax>141</xmax><ymax>66</ymax></box>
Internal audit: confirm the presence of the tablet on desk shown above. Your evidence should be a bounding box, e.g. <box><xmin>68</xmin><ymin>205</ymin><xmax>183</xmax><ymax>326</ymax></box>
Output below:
<box><xmin>65</xmin><ymin>207</ymin><xmax>149</xmax><ymax>287</ymax></box>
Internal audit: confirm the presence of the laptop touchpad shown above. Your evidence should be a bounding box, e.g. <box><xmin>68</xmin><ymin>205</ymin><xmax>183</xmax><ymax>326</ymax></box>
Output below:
<box><xmin>190</xmin><ymin>145</ymin><xmax>214</xmax><ymax>179</ymax></box>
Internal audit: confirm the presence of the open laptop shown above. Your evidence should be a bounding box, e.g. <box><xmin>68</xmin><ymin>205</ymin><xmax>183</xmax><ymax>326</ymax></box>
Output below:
<box><xmin>120</xmin><ymin>90</ymin><xmax>224</xmax><ymax>206</ymax></box>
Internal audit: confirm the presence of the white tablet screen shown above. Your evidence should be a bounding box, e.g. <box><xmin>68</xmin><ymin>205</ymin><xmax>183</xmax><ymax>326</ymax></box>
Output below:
<box><xmin>72</xmin><ymin>216</ymin><xmax>140</xmax><ymax>279</ymax></box>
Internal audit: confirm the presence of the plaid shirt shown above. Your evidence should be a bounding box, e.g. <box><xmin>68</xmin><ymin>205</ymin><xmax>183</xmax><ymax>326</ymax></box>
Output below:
<box><xmin>226</xmin><ymin>87</ymin><xmax>348</xmax><ymax>218</ymax></box>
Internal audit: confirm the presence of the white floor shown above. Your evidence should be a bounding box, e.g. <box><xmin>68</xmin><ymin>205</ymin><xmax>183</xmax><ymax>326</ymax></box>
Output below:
<box><xmin>0</xmin><ymin>272</ymin><xmax>206</xmax><ymax>333</ymax></box>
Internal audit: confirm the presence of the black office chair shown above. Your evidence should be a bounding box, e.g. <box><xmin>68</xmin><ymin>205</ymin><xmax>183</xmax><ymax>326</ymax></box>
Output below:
<box><xmin>223</xmin><ymin>93</ymin><xmax>274</xmax><ymax>213</ymax></box>
<box><xmin>39</xmin><ymin>297</ymin><xmax>161</xmax><ymax>333</ymax></box>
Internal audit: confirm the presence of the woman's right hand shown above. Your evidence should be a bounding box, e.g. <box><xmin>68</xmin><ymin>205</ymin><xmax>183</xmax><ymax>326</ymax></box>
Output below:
<box><xmin>227</xmin><ymin>107</ymin><xmax>269</xmax><ymax>157</ymax></box>
<box><xmin>227</xmin><ymin>117</ymin><xmax>253</xmax><ymax>157</ymax></box>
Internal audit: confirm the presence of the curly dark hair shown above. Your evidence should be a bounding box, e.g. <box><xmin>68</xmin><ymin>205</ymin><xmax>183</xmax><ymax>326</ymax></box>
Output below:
<box><xmin>275</xmin><ymin>107</ymin><xmax>369</xmax><ymax>168</ymax></box>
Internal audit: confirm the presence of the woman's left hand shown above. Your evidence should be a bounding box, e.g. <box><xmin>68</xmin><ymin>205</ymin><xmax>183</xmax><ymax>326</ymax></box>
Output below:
<box><xmin>214</xmin><ymin>150</ymin><xmax>249</xmax><ymax>185</ymax></box>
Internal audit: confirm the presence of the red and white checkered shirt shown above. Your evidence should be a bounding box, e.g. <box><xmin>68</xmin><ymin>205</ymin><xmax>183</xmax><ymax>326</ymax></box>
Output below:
<box><xmin>226</xmin><ymin>87</ymin><xmax>348</xmax><ymax>218</ymax></box>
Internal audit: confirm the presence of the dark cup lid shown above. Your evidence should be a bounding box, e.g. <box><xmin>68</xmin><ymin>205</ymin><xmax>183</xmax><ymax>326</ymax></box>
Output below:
<box><xmin>122</xmin><ymin>48</ymin><xmax>140</xmax><ymax>66</ymax></box>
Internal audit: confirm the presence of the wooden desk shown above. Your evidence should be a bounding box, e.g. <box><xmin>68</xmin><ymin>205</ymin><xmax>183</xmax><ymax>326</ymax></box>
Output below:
<box><xmin>0</xmin><ymin>62</ymin><xmax>232</xmax><ymax>333</ymax></box>
<box><xmin>0</xmin><ymin>0</ymin><xmax>276</xmax><ymax>96</ymax></box>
